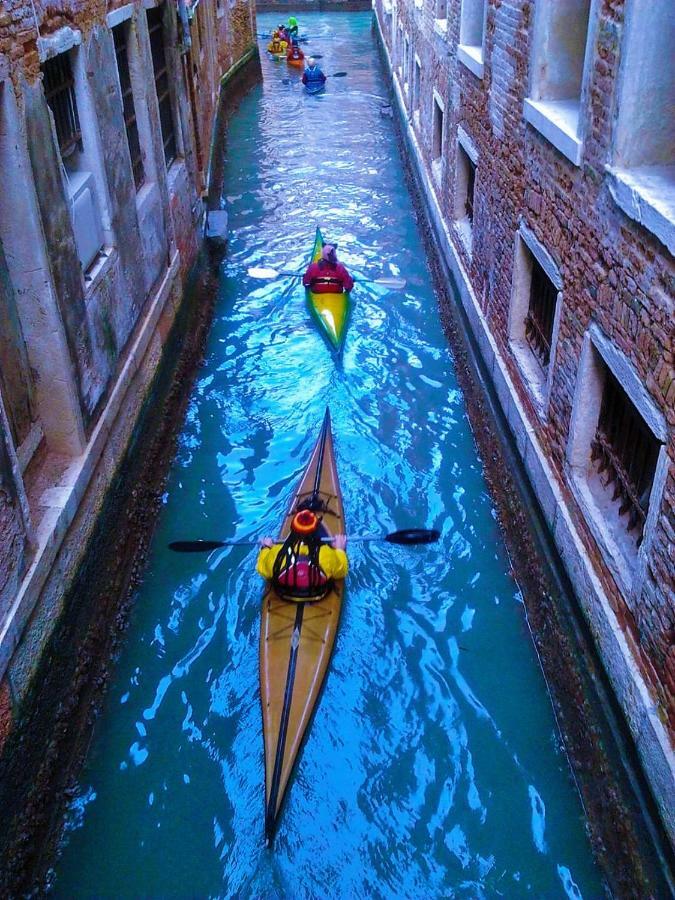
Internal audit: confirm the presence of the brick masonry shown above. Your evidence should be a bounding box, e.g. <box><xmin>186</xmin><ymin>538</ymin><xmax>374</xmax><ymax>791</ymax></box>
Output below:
<box><xmin>375</xmin><ymin>0</ymin><xmax>674</xmax><ymax>842</ymax></box>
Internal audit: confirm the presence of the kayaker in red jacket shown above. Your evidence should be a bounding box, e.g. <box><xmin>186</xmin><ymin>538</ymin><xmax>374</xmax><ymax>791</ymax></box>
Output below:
<box><xmin>303</xmin><ymin>244</ymin><xmax>354</xmax><ymax>294</ymax></box>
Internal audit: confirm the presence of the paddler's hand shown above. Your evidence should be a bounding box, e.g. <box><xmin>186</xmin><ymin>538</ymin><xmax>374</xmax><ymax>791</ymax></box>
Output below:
<box><xmin>260</xmin><ymin>537</ymin><xmax>274</xmax><ymax>548</ymax></box>
<box><xmin>332</xmin><ymin>534</ymin><xmax>347</xmax><ymax>551</ymax></box>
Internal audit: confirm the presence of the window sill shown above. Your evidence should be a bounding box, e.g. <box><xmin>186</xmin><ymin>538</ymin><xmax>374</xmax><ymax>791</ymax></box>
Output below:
<box><xmin>383</xmin><ymin>0</ymin><xmax>392</xmax><ymax>12</ymax></box>
<box><xmin>523</xmin><ymin>98</ymin><xmax>582</xmax><ymax>166</ymax></box>
<box><xmin>568</xmin><ymin>469</ymin><xmax>638</xmax><ymax>596</ymax></box>
<box><xmin>510</xmin><ymin>339</ymin><xmax>548</xmax><ymax>419</ymax></box>
<box><xmin>431</xmin><ymin>157</ymin><xmax>442</xmax><ymax>187</ymax></box>
<box><xmin>606</xmin><ymin>164</ymin><xmax>675</xmax><ymax>255</ymax></box>
<box><xmin>454</xmin><ymin>216</ymin><xmax>473</xmax><ymax>257</ymax></box>
<box><xmin>84</xmin><ymin>247</ymin><xmax>116</xmax><ymax>297</ymax></box>
<box><xmin>434</xmin><ymin>18</ymin><xmax>448</xmax><ymax>38</ymax></box>
<box><xmin>412</xmin><ymin>109</ymin><xmax>420</xmax><ymax>131</ymax></box>
<box><xmin>457</xmin><ymin>43</ymin><xmax>484</xmax><ymax>79</ymax></box>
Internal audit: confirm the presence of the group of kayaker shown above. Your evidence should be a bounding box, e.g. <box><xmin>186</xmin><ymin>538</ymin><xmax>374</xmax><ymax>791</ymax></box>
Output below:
<box><xmin>257</xmin><ymin>243</ymin><xmax>353</xmax><ymax>595</ymax></box>
<box><xmin>267</xmin><ymin>18</ymin><xmax>328</xmax><ymax>89</ymax></box>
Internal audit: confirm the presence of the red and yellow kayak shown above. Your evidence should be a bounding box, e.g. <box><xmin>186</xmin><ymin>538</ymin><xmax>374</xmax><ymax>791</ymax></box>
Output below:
<box><xmin>305</xmin><ymin>227</ymin><xmax>351</xmax><ymax>352</ymax></box>
<box><xmin>260</xmin><ymin>409</ymin><xmax>346</xmax><ymax>843</ymax></box>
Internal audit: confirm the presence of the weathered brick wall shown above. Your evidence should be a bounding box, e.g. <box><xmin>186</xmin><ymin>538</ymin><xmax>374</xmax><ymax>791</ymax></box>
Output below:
<box><xmin>376</xmin><ymin>0</ymin><xmax>674</xmax><ymax>733</ymax></box>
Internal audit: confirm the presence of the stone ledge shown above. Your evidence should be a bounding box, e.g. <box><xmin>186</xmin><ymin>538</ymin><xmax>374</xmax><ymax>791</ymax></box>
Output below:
<box><xmin>457</xmin><ymin>43</ymin><xmax>484</xmax><ymax>79</ymax></box>
<box><xmin>606</xmin><ymin>164</ymin><xmax>675</xmax><ymax>256</ymax></box>
<box><xmin>523</xmin><ymin>98</ymin><xmax>582</xmax><ymax>167</ymax></box>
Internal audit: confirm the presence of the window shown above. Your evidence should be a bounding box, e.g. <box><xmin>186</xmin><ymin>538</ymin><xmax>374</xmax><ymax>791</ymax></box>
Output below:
<box><xmin>566</xmin><ymin>324</ymin><xmax>668</xmax><ymax>590</ymax></box>
<box><xmin>41</xmin><ymin>49</ymin><xmax>105</xmax><ymax>274</ymax></box>
<box><xmin>42</xmin><ymin>53</ymin><xmax>82</xmax><ymax>158</ymax></box>
<box><xmin>436</xmin><ymin>0</ymin><xmax>447</xmax><ymax>21</ymax></box>
<box><xmin>113</xmin><ymin>23</ymin><xmax>144</xmax><ymax>190</ymax></box>
<box><xmin>403</xmin><ymin>35</ymin><xmax>410</xmax><ymax>88</ymax></box>
<box><xmin>413</xmin><ymin>56</ymin><xmax>421</xmax><ymax>114</ymax></box>
<box><xmin>524</xmin><ymin>258</ymin><xmax>557</xmax><ymax>369</ymax></box>
<box><xmin>590</xmin><ymin>369</ymin><xmax>660</xmax><ymax>546</ymax></box>
<box><xmin>607</xmin><ymin>0</ymin><xmax>674</xmax><ymax>254</ymax></box>
<box><xmin>524</xmin><ymin>0</ymin><xmax>592</xmax><ymax>165</ymax></box>
<box><xmin>458</xmin><ymin>0</ymin><xmax>485</xmax><ymax>78</ymax></box>
<box><xmin>508</xmin><ymin>225</ymin><xmax>562</xmax><ymax>412</ymax></box>
<box><xmin>454</xmin><ymin>130</ymin><xmax>478</xmax><ymax>253</ymax></box>
<box><xmin>147</xmin><ymin>5</ymin><xmax>177</xmax><ymax>167</ymax></box>
<box><xmin>432</xmin><ymin>94</ymin><xmax>444</xmax><ymax>160</ymax></box>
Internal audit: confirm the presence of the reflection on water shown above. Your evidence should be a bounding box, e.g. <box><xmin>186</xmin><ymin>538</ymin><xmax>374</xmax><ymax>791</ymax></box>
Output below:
<box><xmin>53</xmin><ymin>13</ymin><xmax>603</xmax><ymax>898</ymax></box>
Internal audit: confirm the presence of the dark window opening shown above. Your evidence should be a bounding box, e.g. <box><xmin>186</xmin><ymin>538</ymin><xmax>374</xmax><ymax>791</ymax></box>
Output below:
<box><xmin>147</xmin><ymin>6</ymin><xmax>177</xmax><ymax>167</ymax></box>
<box><xmin>113</xmin><ymin>24</ymin><xmax>144</xmax><ymax>190</ymax></box>
<box><xmin>591</xmin><ymin>368</ymin><xmax>660</xmax><ymax>545</ymax></box>
<box><xmin>465</xmin><ymin>155</ymin><xmax>476</xmax><ymax>223</ymax></box>
<box><xmin>525</xmin><ymin>257</ymin><xmax>557</xmax><ymax>368</ymax></box>
<box><xmin>42</xmin><ymin>53</ymin><xmax>82</xmax><ymax>158</ymax></box>
<box><xmin>433</xmin><ymin>99</ymin><xmax>444</xmax><ymax>160</ymax></box>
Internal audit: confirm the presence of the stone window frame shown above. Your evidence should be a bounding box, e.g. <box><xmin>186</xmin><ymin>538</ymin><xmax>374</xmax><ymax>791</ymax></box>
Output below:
<box><xmin>457</xmin><ymin>0</ymin><xmax>486</xmax><ymax>79</ymax></box>
<box><xmin>412</xmin><ymin>53</ymin><xmax>422</xmax><ymax>127</ymax></box>
<box><xmin>0</xmin><ymin>76</ymin><xmax>86</xmax><ymax>459</ymax></box>
<box><xmin>508</xmin><ymin>222</ymin><xmax>563</xmax><ymax>419</ymax></box>
<box><xmin>605</xmin><ymin>0</ymin><xmax>674</xmax><ymax>255</ymax></box>
<box><xmin>431</xmin><ymin>89</ymin><xmax>445</xmax><ymax>187</ymax></box>
<box><xmin>39</xmin><ymin>29</ymin><xmax>114</xmax><ymax>286</ymax></box>
<box><xmin>396</xmin><ymin>21</ymin><xmax>404</xmax><ymax>78</ymax></box>
<box><xmin>107</xmin><ymin>4</ymin><xmax>162</xmax><ymax>215</ymax></box>
<box><xmin>566</xmin><ymin>322</ymin><xmax>669</xmax><ymax>596</ymax></box>
<box><xmin>453</xmin><ymin>125</ymin><xmax>478</xmax><ymax>255</ymax></box>
<box><xmin>523</xmin><ymin>0</ymin><xmax>599</xmax><ymax>166</ymax></box>
<box><xmin>403</xmin><ymin>32</ymin><xmax>410</xmax><ymax>94</ymax></box>
<box><xmin>434</xmin><ymin>0</ymin><xmax>448</xmax><ymax>37</ymax></box>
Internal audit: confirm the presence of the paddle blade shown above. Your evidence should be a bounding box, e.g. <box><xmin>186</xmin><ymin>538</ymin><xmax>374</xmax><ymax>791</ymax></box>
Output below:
<box><xmin>373</xmin><ymin>276</ymin><xmax>406</xmax><ymax>289</ymax></box>
<box><xmin>169</xmin><ymin>540</ymin><xmax>226</xmax><ymax>553</ymax></box>
<box><xmin>247</xmin><ymin>266</ymin><xmax>280</xmax><ymax>279</ymax></box>
<box><xmin>330</xmin><ymin>72</ymin><xmax>348</xmax><ymax>78</ymax></box>
<box><xmin>384</xmin><ymin>529</ymin><xmax>440</xmax><ymax>545</ymax></box>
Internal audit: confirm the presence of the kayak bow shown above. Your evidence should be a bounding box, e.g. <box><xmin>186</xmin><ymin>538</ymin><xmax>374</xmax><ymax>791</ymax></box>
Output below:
<box><xmin>260</xmin><ymin>409</ymin><xmax>346</xmax><ymax>844</ymax></box>
<box><xmin>305</xmin><ymin>226</ymin><xmax>351</xmax><ymax>351</ymax></box>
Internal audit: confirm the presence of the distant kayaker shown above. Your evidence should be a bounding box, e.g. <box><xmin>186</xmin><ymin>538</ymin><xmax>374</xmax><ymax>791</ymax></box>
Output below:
<box><xmin>257</xmin><ymin>509</ymin><xmax>348</xmax><ymax>600</ymax></box>
<box><xmin>287</xmin><ymin>16</ymin><xmax>299</xmax><ymax>39</ymax></box>
<box><xmin>303</xmin><ymin>244</ymin><xmax>354</xmax><ymax>293</ymax></box>
<box><xmin>287</xmin><ymin>39</ymin><xmax>304</xmax><ymax>63</ymax></box>
<box><xmin>302</xmin><ymin>58</ymin><xmax>327</xmax><ymax>89</ymax></box>
<box><xmin>269</xmin><ymin>30</ymin><xmax>287</xmax><ymax>54</ymax></box>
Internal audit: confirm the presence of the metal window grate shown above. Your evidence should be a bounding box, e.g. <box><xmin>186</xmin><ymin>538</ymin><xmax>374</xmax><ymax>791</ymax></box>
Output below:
<box><xmin>465</xmin><ymin>155</ymin><xmax>476</xmax><ymax>224</ymax></box>
<box><xmin>591</xmin><ymin>368</ymin><xmax>660</xmax><ymax>545</ymax></box>
<box><xmin>113</xmin><ymin>24</ymin><xmax>144</xmax><ymax>190</ymax></box>
<box><xmin>42</xmin><ymin>53</ymin><xmax>82</xmax><ymax>157</ymax></box>
<box><xmin>147</xmin><ymin>6</ymin><xmax>177</xmax><ymax>167</ymax></box>
<box><xmin>525</xmin><ymin>256</ymin><xmax>556</xmax><ymax>368</ymax></box>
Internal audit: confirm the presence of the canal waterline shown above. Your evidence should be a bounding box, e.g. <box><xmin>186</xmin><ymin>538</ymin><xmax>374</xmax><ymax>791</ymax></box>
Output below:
<box><xmin>53</xmin><ymin>13</ymin><xmax>604</xmax><ymax>897</ymax></box>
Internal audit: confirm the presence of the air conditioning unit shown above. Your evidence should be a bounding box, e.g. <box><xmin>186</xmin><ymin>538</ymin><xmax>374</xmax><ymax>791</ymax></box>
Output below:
<box><xmin>66</xmin><ymin>170</ymin><xmax>103</xmax><ymax>273</ymax></box>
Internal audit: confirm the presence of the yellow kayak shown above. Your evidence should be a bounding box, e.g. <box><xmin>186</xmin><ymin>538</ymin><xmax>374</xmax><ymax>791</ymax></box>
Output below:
<box><xmin>259</xmin><ymin>409</ymin><xmax>346</xmax><ymax>843</ymax></box>
<box><xmin>306</xmin><ymin>227</ymin><xmax>351</xmax><ymax>351</ymax></box>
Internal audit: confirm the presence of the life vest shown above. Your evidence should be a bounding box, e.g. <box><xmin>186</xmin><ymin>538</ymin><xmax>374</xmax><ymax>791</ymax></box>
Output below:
<box><xmin>272</xmin><ymin>531</ymin><xmax>331</xmax><ymax>601</ymax></box>
<box><xmin>304</xmin><ymin>65</ymin><xmax>324</xmax><ymax>83</ymax></box>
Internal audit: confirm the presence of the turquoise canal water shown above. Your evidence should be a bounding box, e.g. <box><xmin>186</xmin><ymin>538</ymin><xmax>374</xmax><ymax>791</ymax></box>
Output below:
<box><xmin>53</xmin><ymin>13</ymin><xmax>604</xmax><ymax>898</ymax></box>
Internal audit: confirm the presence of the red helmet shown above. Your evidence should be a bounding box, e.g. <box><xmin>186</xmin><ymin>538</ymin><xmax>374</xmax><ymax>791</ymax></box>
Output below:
<box><xmin>291</xmin><ymin>509</ymin><xmax>319</xmax><ymax>534</ymax></box>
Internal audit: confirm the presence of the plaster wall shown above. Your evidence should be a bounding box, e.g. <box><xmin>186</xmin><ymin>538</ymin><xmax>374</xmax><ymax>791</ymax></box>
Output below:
<box><xmin>0</xmin><ymin>0</ymin><xmax>256</xmax><ymax>746</ymax></box>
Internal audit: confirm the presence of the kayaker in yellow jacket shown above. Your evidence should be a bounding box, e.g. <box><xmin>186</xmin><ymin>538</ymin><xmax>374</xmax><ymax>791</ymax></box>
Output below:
<box><xmin>257</xmin><ymin>509</ymin><xmax>347</xmax><ymax>599</ymax></box>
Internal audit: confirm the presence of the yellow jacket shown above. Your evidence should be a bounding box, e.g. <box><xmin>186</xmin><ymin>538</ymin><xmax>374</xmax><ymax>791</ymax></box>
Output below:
<box><xmin>256</xmin><ymin>543</ymin><xmax>348</xmax><ymax>580</ymax></box>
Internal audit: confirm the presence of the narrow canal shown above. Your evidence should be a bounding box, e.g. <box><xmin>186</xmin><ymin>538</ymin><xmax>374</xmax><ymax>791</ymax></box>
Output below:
<box><xmin>53</xmin><ymin>12</ymin><xmax>604</xmax><ymax>898</ymax></box>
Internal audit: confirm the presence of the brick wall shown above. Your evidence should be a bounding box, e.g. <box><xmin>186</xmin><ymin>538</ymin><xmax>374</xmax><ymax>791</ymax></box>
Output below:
<box><xmin>375</xmin><ymin>0</ymin><xmax>674</xmax><ymax>771</ymax></box>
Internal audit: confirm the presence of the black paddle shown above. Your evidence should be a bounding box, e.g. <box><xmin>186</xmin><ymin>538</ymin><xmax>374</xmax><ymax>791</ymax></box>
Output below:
<box><xmin>169</xmin><ymin>529</ymin><xmax>440</xmax><ymax>553</ymax></box>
